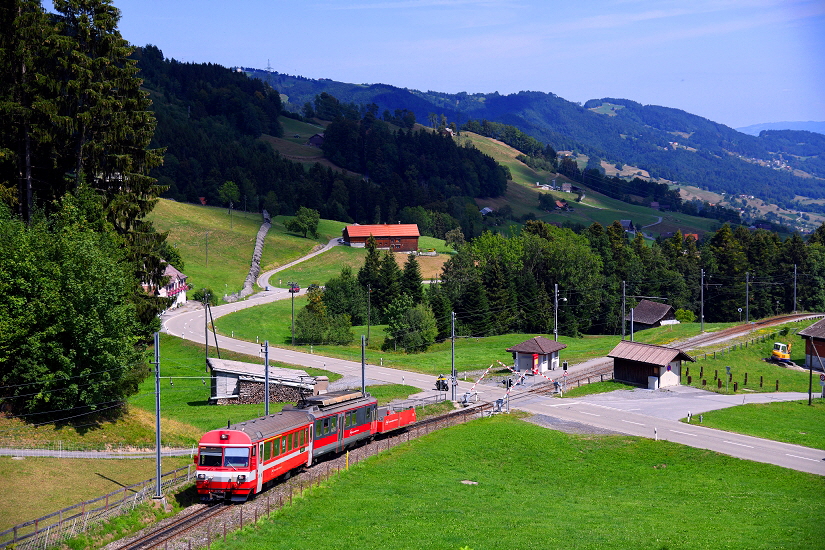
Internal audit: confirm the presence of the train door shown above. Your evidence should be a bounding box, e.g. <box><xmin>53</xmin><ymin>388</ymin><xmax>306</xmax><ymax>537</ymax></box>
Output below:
<box><xmin>337</xmin><ymin>412</ymin><xmax>345</xmax><ymax>451</ymax></box>
<box><xmin>257</xmin><ymin>442</ymin><xmax>265</xmax><ymax>494</ymax></box>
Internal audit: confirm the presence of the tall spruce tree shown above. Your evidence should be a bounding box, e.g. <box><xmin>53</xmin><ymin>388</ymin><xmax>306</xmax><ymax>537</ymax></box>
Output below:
<box><xmin>401</xmin><ymin>252</ymin><xmax>423</xmax><ymax>304</ymax></box>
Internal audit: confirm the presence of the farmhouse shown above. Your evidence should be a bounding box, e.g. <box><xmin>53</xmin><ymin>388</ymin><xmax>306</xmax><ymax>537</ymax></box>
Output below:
<box><xmin>207</xmin><ymin>358</ymin><xmax>328</xmax><ymax>405</ymax></box>
<box><xmin>342</xmin><ymin>224</ymin><xmax>420</xmax><ymax>252</ymax></box>
<box><xmin>506</xmin><ymin>336</ymin><xmax>567</xmax><ymax>374</ymax></box>
<box><xmin>609</xmin><ymin>340</ymin><xmax>694</xmax><ymax>389</ymax></box>
<box><xmin>627</xmin><ymin>299</ymin><xmax>678</xmax><ymax>331</ymax></box>
<box><xmin>307</xmin><ymin>133</ymin><xmax>324</xmax><ymax>147</ymax></box>
<box><xmin>798</xmin><ymin>318</ymin><xmax>825</xmax><ymax>371</ymax></box>
<box><xmin>620</xmin><ymin>219</ymin><xmax>636</xmax><ymax>234</ymax></box>
<box><xmin>142</xmin><ymin>264</ymin><xmax>188</xmax><ymax>310</ymax></box>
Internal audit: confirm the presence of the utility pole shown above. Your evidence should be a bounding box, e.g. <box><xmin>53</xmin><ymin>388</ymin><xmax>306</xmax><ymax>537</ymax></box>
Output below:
<box><xmin>263</xmin><ymin>340</ymin><xmax>270</xmax><ymax>416</ymax></box>
<box><xmin>621</xmin><ymin>281</ymin><xmax>626</xmax><ymax>340</ymax></box>
<box><xmin>367</xmin><ymin>284</ymin><xmax>371</xmax><ymax>345</ymax></box>
<box><xmin>745</xmin><ymin>272</ymin><xmax>749</xmax><ymax>323</ymax></box>
<box><xmin>451</xmin><ymin>311</ymin><xmax>456</xmax><ymax>402</ymax></box>
<box><xmin>290</xmin><ymin>283</ymin><xmax>296</xmax><ymax>346</ymax></box>
<box><xmin>205</xmin><ymin>231</ymin><xmax>209</xmax><ymax>267</ymax></box>
<box><xmin>700</xmin><ymin>269</ymin><xmax>705</xmax><ymax>333</ymax></box>
<box><xmin>361</xmin><ymin>335</ymin><xmax>366</xmax><ymax>396</ymax></box>
<box><xmin>554</xmin><ymin>283</ymin><xmax>559</xmax><ymax>342</ymax></box>
<box><xmin>152</xmin><ymin>332</ymin><xmax>162</xmax><ymax>499</ymax></box>
<box><xmin>630</xmin><ymin>308</ymin><xmax>635</xmax><ymax>342</ymax></box>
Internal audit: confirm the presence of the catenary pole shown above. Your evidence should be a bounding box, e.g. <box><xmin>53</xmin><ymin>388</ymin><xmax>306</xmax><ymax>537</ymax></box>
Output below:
<box><xmin>746</xmin><ymin>272</ymin><xmax>749</xmax><ymax>323</ymax></box>
<box><xmin>264</xmin><ymin>340</ymin><xmax>269</xmax><ymax>416</ymax></box>
<box><xmin>794</xmin><ymin>264</ymin><xmax>797</xmax><ymax>313</ymax></box>
<box><xmin>451</xmin><ymin>311</ymin><xmax>456</xmax><ymax>402</ymax></box>
<box><xmin>621</xmin><ymin>281</ymin><xmax>626</xmax><ymax>340</ymax></box>
<box><xmin>153</xmin><ymin>332</ymin><xmax>162</xmax><ymax>499</ymax></box>
<box><xmin>700</xmin><ymin>269</ymin><xmax>705</xmax><ymax>332</ymax></box>
<box><xmin>554</xmin><ymin>283</ymin><xmax>559</xmax><ymax>342</ymax></box>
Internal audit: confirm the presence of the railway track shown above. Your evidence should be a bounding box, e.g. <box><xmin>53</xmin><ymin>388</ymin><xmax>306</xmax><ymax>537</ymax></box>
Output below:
<box><xmin>117</xmin><ymin>503</ymin><xmax>227</xmax><ymax>550</ymax></box>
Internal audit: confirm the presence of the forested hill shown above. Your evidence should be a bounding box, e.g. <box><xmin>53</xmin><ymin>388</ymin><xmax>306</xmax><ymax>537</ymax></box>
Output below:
<box><xmin>133</xmin><ymin>46</ymin><xmax>507</xmax><ymax>238</ymax></box>
<box><xmin>251</xmin><ymin>69</ymin><xmax>825</xmax><ymax>211</ymax></box>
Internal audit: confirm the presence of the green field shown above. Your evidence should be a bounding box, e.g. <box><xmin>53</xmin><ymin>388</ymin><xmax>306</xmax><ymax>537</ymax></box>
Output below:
<box><xmin>147</xmin><ymin>199</ymin><xmax>346</xmax><ymax>301</ymax></box>
<box><xmin>684</xmin><ymin>399</ymin><xmax>825</xmax><ymax>450</ymax></box>
<box><xmin>216</xmin><ymin>415</ymin><xmax>824</xmax><ymax>549</ymax></box>
<box><xmin>0</xmin><ymin>455</ymin><xmax>193</xmax><ymax>531</ymax></box>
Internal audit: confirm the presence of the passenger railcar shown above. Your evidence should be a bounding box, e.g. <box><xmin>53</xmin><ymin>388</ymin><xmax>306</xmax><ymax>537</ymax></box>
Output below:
<box><xmin>195</xmin><ymin>390</ymin><xmax>416</xmax><ymax>502</ymax></box>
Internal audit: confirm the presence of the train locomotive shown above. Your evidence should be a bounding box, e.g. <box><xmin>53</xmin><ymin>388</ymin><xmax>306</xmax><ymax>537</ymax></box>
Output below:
<box><xmin>195</xmin><ymin>390</ymin><xmax>416</xmax><ymax>502</ymax></box>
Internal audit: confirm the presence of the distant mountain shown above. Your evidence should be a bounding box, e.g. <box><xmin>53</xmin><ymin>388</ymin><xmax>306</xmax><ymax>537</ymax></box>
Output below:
<box><xmin>737</xmin><ymin>121</ymin><xmax>825</xmax><ymax>136</ymax></box>
<box><xmin>246</xmin><ymin>69</ymin><xmax>825</xmax><ymax>212</ymax></box>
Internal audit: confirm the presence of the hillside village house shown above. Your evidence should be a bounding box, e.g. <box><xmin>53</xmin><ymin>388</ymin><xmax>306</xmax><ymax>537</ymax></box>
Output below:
<box><xmin>798</xmin><ymin>318</ymin><xmax>825</xmax><ymax>371</ymax></box>
<box><xmin>143</xmin><ymin>264</ymin><xmax>188</xmax><ymax>310</ymax></box>
<box><xmin>506</xmin><ymin>336</ymin><xmax>567</xmax><ymax>374</ymax></box>
<box><xmin>609</xmin><ymin>340</ymin><xmax>694</xmax><ymax>389</ymax></box>
<box><xmin>342</xmin><ymin>224</ymin><xmax>420</xmax><ymax>252</ymax></box>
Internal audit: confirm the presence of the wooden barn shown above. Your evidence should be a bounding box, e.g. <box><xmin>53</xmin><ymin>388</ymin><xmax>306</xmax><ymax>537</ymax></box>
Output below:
<box><xmin>627</xmin><ymin>299</ymin><xmax>678</xmax><ymax>331</ymax></box>
<box><xmin>342</xmin><ymin>224</ymin><xmax>420</xmax><ymax>252</ymax></box>
<box><xmin>506</xmin><ymin>336</ymin><xmax>567</xmax><ymax>374</ymax></box>
<box><xmin>609</xmin><ymin>341</ymin><xmax>694</xmax><ymax>389</ymax></box>
<box><xmin>798</xmin><ymin>318</ymin><xmax>825</xmax><ymax>371</ymax></box>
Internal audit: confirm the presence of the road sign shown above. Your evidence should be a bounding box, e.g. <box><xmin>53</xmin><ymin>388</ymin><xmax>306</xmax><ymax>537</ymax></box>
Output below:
<box><xmin>820</xmin><ymin>373</ymin><xmax>825</xmax><ymax>382</ymax></box>
<box><xmin>563</xmin><ymin>371</ymin><xmax>567</xmax><ymax>377</ymax></box>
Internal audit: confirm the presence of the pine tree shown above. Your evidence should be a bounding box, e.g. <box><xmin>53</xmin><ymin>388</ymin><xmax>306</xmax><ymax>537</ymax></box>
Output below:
<box><xmin>401</xmin><ymin>252</ymin><xmax>423</xmax><ymax>304</ymax></box>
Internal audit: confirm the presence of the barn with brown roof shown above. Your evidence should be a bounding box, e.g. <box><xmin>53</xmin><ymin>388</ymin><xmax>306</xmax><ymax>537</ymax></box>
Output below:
<box><xmin>798</xmin><ymin>318</ymin><xmax>825</xmax><ymax>371</ymax></box>
<box><xmin>608</xmin><ymin>340</ymin><xmax>694</xmax><ymax>389</ymax></box>
<box><xmin>627</xmin><ymin>299</ymin><xmax>678</xmax><ymax>331</ymax></box>
<box><xmin>342</xmin><ymin>224</ymin><xmax>420</xmax><ymax>252</ymax></box>
<box><xmin>506</xmin><ymin>336</ymin><xmax>567</xmax><ymax>374</ymax></box>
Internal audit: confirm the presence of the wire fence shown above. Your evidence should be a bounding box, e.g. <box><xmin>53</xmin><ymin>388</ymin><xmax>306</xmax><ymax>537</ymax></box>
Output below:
<box><xmin>0</xmin><ymin>465</ymin><xmax>195</xmax><ymax>550</ymax></box>
<box><xmin>694</xmin><ymin>329</ymin><xmax>795</xmax><ymax>361</ymax></box>
<box><xmin>0</xmin><ymin>439</ymin><xmax>195</xmax><ymax>458</ymax></box>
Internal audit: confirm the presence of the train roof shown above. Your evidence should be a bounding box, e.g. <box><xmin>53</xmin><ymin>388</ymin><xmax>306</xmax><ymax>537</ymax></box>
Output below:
<box><xmin>285</xmin><ymin>390</ymin><xmax>377</xmax><ymax>415</ymax></box>
<box><xmin>218</xmin><ymin>410</ymin><xmax>313</xmax><ymax>442</ymax></box>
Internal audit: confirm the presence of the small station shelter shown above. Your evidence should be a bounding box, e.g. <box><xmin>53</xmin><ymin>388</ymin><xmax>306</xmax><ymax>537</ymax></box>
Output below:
<box><xmin>608</xmin><ymin>340</ymin><xmax>694</xmax><ymax>389</ymax></box>
<box><xmin>506</xmin><ymin>336</ymin><xmax>567</xmax><ymax>374</ymax></box>
<box><xmin>208</xmin><ymin>358</ymin><xmax>328</xmax><ymax>405</ymax></box>
<box><xmin>798</xmin><ymin>318</ymin><xmax>825</xmax><ymax>371</ymax></box>
<box><xmin>342</xmin><ymin>224</ymin><xmax>420</xmax><ymax>252</ymax></box>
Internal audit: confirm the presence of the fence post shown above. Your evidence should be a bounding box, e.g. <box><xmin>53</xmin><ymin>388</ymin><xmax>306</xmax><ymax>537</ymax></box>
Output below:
<box><xmin>760</xmin><ymin>375</ymin><xmax>763</xmax><ymax>387</ymax></box>
<box><xmin>776</xmin><ymin>380</ymin><xmax>779</xmax><ymax>391</ymax></box>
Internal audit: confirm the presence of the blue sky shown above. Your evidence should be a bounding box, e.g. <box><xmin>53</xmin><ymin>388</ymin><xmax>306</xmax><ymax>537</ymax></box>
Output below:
<box><xmin>109</xmin><ymin>0</ymin><xmax>824</xmax><ymax>129</ymax></box>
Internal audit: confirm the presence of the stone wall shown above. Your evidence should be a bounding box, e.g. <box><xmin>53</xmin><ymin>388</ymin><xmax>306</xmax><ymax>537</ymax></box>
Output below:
<box><xmin>226</xmin><ymin>210</ymin><xmax>271</xmax><ymax>303</ymax></box>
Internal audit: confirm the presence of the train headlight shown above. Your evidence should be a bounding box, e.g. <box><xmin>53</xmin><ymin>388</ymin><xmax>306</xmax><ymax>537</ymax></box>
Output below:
<box><xmin>197</xmin><ymin>474</ymin><xmax>206</xmax><ymax>480</ymax></box>
<box><xmin>237</xmin><ymin>474</ymin><xmax>246</xmax><ymax>482</ymax></box>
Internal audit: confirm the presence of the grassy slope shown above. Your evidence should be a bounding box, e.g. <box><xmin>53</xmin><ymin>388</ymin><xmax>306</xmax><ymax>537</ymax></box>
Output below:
<box><xmin>0</xmin><ymin>456</ymin><xmax>193</xmax><ymax>531</ymax></box>
<box><xmin>146</xmin><ymin>199</ymin><xmax>349</xmax><ymax>298</ymax></box>
<box><xmin>462</xmin><ymin>130</ymin><xmax>719</xmax><ymax>236</ymax></box>
<box><xmin>219</xmin><ymin>415</ymin><xmax>825</xmax><ymax>550</ymax></box>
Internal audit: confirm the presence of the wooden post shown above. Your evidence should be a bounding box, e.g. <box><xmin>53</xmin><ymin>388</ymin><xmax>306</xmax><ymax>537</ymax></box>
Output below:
<box><xmin>700</xmin><ymin>366</ymin><xmax>703</xmax><ymax>378</ymax></box>
<box><xmin>702</xmin><ymin>379</ymin><xmax>706</xmax><ymax>387</ymax></box>
<box><xmin>744</xmin><ymin>372</ymin><xmax>748</xmax><ymax>385</ymax></box>
<box><xmin>734</xmin><ymin>382</ymin><xmax>738</xmax><ymax>392</ymax></box>
<box><xmin>718</xmin><ymin>379</ymin><xmax>722</xmax><ymax>389</ymax></box>
<box><xmin>714</xmin><ymin>370</ymin><xmax>718</xmax><ymax>380</ymax></box>
<box><xmin>776</xmin><ymin>380</ymin><xmax>779</xmax><ymax>391</ymax></box>
<box><xmin>687</xmin><ymin>375</ymin><xmax>692</xmax><ymax>385</ymax></box>
<box><xmin>760</xmin><ymin>375</ymin><xmax>763</xmax><ymax>387</ymax></box>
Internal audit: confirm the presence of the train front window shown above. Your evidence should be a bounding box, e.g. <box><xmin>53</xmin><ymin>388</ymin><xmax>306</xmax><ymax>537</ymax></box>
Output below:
<box><xmin>199</xmin><ymin>446</ymin><xmax>222</xmax><ymax>467</ymax></box>
<box><xmin>224</xmin><ymin>447</ymin><xmax>250</xmax><ymax>468</ymax></box>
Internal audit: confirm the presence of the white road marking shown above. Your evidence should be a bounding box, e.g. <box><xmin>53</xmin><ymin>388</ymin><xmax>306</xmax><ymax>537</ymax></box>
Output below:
<box><xmin>786</xmin><ymin>454</ymin><xmax>820</xmax><ymax>463</ymax></box>
<box><xmin>621</xmin><ymin>420</ymin><xmax>645</xmax><ymax>426</ymax></box>
<box><xmin>669</xmin><ymin>430</ymin><xmax>697</xmax><ymax>437</ymax></box>
<box><xmin>723</xmin><ymin>441</ymin><xmax>754</xmax><ymax>448</ymax></box>
<box><xmin>578</xmin><ymin>411</ymin><xmax>600</xmax><ymax>417</ymax></box>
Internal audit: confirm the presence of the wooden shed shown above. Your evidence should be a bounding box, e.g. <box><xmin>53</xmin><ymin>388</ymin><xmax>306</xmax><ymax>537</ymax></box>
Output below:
<box><xmin>207</xmin><ymin>358</ymin><xmax>328</xmax><ymax>405</ymax></box>
<box><xmin>627</xmin><ymin>299</ymin><xmax>678</xmax><ymax>331</ymax></box>
<box><xmin>608</xmin><ymin>341</ymin><xmax>694</xmax><ymax>389</ymax></box>
<box><xmin>798</xmin><ymin>318</ymin><xmax>825</xmax><ymax>371</ymax></box>
<box><xmin>506</xmin><ymin>336</ymin><xmax>567</xmax><ymax>374</ymax></box>
<box><xmin>342</xmin><ymin>224</ymin><xmax>420</xmax><ymax>252</ymax></box>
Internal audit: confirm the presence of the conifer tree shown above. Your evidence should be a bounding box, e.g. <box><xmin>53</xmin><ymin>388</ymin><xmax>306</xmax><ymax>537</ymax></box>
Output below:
<box><xmin>401</xmin><ymin>252</ymin><xmax>423</xmax><ymax>304</ymax></box>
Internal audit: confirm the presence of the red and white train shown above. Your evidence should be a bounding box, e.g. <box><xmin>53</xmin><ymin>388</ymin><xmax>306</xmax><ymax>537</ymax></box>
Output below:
<box><xmin>194</xmin><ymin>390</ymin><xmax>416</xmax><ymax>502</ymax></box>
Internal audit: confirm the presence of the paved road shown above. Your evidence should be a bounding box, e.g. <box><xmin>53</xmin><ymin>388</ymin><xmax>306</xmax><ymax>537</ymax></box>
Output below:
<box><xmin>257</xmin><ymin>237</ymin><xmax>340</xmax><ymax>290</ymax></box>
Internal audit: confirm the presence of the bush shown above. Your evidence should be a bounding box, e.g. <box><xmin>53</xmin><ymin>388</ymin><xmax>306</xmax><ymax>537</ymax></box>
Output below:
<box><xmin>675</xmin><ymin>308</ymin><xmax>696</xmax><ymax>323</ymax></box>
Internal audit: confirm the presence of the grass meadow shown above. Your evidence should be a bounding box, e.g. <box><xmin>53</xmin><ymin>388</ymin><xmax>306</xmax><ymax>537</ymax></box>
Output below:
<box><xmin>215</xmin><ymin>414</ymin><xmax>825</xmax><ymax>549</ymax></box>
<box><xmin>0</xmin><ymin>455</ymin><xmax>193</xmax><ymax>531</ymax></box>
<box><xmin>147</xmin><ymin>199</ymin><xmax>346</xmax><ymax>301</ymax></box>
<box><xmin>685</xmin><ymin>399</ymin><xmax>825</xmax><ymax>450</ymax></box>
